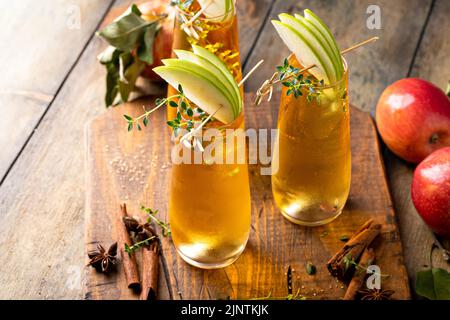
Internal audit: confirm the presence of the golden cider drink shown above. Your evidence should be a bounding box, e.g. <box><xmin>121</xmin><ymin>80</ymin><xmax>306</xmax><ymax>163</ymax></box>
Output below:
<box><xmin>272</xmin><ymin>56</ymin><xmax>351</xmax><ymax>226</ymax></box>
<box><xmin>169</xmin><ymin>114</ymin><xmax>251</xmax><ymax>268</ymax></box>
<box><xmin>167</xmin><ymin>0</ymin><xmax>243</xmax><ymax>120</ymax></box>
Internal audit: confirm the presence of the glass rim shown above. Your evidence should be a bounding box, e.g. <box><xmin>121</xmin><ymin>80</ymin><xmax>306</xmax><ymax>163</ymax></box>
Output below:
<box><xmin>175</xmin><ymin>0</ymin><xmax>236</xmax><ymax>21</ymax></box>
<box><xmin>287</xmin><ymin>53</ymin><xmax>348</xmax><ymax>89</ymax></box>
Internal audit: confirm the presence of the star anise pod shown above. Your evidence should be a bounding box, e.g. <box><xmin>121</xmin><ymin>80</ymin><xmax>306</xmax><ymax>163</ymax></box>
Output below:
<box><xmin>87</xmin><ymin>242</ymin><xmax>117</xmax><ymax>273</ymax></box>
<box><xmin>123</xmin><ymin>216</ymin><xmax>156</xmax><ymax>245</ymax></box>
<box><xmin>359</xmin><ymin>288</ymin><xmax>395</xmax><ymax>300</ymax></box>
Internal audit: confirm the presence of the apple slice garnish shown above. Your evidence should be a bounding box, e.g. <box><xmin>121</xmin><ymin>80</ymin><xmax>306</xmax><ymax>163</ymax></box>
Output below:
<box><xmin>302</xmin><ymin>9</ymin><xmax>343</xmax><ymax>77</ymax></box>
<box><xmin>154</xmin><ymin>64</ymin><xmax>236</xmax><ymax>124</ymax></box>
<box><xmin>191</xmin><ymin>45</ymin><xmax>242</xmax><ymax>112</ymax></box>
<box><xmin>173</xmin><ymin>49</ymin><xmax>241</xmax><ymax>117</ymax></box>
<box><xmin>272</xmin><ymin>19</ymin><xmax>332</xmax><ymax>84</ymax></box>
<box><xmin>197</xmin><ymin>0</ymin><xmax>234</xmax><ymax>23</ymax></box>
<box><xmin>161</xmin><ymin>58</ymin><xmax>238</xmax><ymax>118</ymax></box>
<box><xmin>278</xmin><ymin>13</ymin><xmax>338</xmax><ymax>84</ymax></box>
<box><xmin>292</xmin><ymin>13</ymin><xmax>342</xmax><ymax>81</ymax></box>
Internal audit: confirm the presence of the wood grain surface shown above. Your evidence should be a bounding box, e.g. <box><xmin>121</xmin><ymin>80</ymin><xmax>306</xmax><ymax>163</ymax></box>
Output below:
<box><xmin>384</xmin><ymin>0</ymin><xmax>450</xmax><ymax>290</ymax></box>
<box><xmin>85</xmin><ymin>94</ymin><xmax>410</xmax><ymax>300</ymax></box>
<box><xmin>0</xmin><ymin>0</ymin><xmax>114</xmax><ymax>180</ymax></box>
<box><xmin>0</xmin><ymin>0</ymin><xmax>274</xmax><ymax>299</ymax></box>
<box><xmin>0</xmin><ymin>0</ymin><xmax>448</xmax><ymax>299</ymax></box>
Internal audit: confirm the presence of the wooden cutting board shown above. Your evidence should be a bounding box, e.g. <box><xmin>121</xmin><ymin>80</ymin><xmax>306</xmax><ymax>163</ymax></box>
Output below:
<box><xmin>84</xmin><ymin>93</ymin><xmax>410</xmax><ymax>300</ymax></box>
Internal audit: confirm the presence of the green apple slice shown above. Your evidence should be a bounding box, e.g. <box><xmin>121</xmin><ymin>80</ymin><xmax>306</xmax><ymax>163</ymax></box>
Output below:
<box><xmin>292</xmin><ymin>13</ymin><xmax>342</xmax><ymax>81</ymax></box>
<box><xmin>303</xmin><ymin>9</ymin><xmax>344</xmax><ymax>77</ymax></box>
<box><xmin>153</xmin><ymin>65</ymin><xmax>235</xmax><ymax>124</ymax></box>
<box><xmin>197</xmin><ymin>0</ymin><xmax>234</xmax><ymax>23</ymax></box>
<box><xmin>278</xmin><ymin>13</ymin><xmax>337</xmax><ymax>83</ymax></box>
<box><xmin>161</xmin><ymin>58</ymin><xmax>238</xmax><ymax>118</ymax></box>
<box><xmin>191</xmin><ymin>45</ymin><xmax>242</xmax><ymax>114</ymax></box>
<box><xmin>173</xmin><ymin>49</ymin><xmax>241</xmax><ymax>117</ymax></box>
<box><xmin>272</xmin><ymin>20</ymin><xmax>331</xmax><ymax>84</ymax></box>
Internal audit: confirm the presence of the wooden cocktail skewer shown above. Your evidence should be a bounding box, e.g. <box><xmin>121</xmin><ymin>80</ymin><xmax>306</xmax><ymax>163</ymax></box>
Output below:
<box><xmin>238</xmin><ymin>59</ymin><xmax>265</xmax><ymax>87</ymax></box>
<box><xmin>255</xmin><ymin>36</ymin><xmax>379</xmax><ymax>106</ymax></box>
<box><xmin>178</xmin><ymin>58</ymin><xmax>264</xmax><ymax>149</ymax></box>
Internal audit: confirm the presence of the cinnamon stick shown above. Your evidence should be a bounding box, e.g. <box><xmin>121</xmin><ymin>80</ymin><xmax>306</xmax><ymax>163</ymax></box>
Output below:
<box><xmin>118</xmin><ymin>204</ymin><xmax>140</xmax><ymax>290</ymax></box>
<box><xmin>343</xmin><ymin>247</ymin><xmax>375</xmax><ymax>300</ymax></box>
<box><xmin>140</xmin><ymin>242</ymin><xmax>160</xmax><ymax>300</ymax></box>
<box><xmin>327</xmin><ymin>219</ymin><xmax>381</xmax><ymax>280</ymax></box>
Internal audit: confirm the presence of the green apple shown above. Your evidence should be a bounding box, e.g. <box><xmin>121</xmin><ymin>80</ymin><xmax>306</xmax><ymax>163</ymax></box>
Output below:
<box><xmin>278</xmin><ymin>13</ymin><xmax>338</xmax><ymax>83</ymax></box>
<box><xmin>153</xmin><ymin>65</ymin><xmax>236</xmax><ymax>124</ymax></box>
<box><xmin>272</xmin><ymin>20</ymin><xmax>331</xmax><ymax>84</ymax></box>
<box><xmin>302</xmin><ymin>9</ymin><xmax>343</xmax><ymax>77</ymax></box>
<box><xmin>191</xmin><ymin>45</ymin><xmax>242</xmax><ymax>112</ymax></box>
<box><xmin>161</xmin><ymin>58</ymin><xmax>238</xmax><ymax>118</ymax></box>
<box><xmin>197</xmin><ymin>0</ymin><xmax>234</xmax><ymax>23</ymax></box>
<box><xmin>292</xmin><ymin>13</ymin><xmax>342</xmax><ymax>80</ymax></box>
<box><xmin>173</xmin><ymin>49</ymin><xmax>241</xmax><ymax>116</ymax></box>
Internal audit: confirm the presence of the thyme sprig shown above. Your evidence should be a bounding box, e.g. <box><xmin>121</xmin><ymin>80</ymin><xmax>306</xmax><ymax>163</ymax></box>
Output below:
<box><xmin>255</xmin><ymin>58</ymin><xmax>323</xmax><ymax>106</ymax></box>
<box><xmin>343</xmin><ymin>254</ymin><xmax>390</xmax><ymax>278</ymax></box>
<box><xmin>277</xmin><ymin>58</ymin><xmax>324</xmax><ymax>102</ymax></box>
<box><xmin>141</xmin><ymin>206</ymin><xmax>171</xmax><ymax>237</ymax></box>
<box><xmin>124</xmin><ymin>236</ymin><xmax>156</xmax><ymax>256</ymax></box>
<box><xmin>124</xmin><ymin>84</ymin><xmax>209</xmax><ymax>135</ymax></box>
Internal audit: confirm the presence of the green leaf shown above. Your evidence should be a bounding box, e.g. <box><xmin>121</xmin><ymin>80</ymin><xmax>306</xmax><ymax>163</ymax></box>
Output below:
<box><xmin>143</xmin><ymin>117</ymin><xmax>149</xmax><ymax>127</ymax></box>
<box><xmin>97</xmin><ymin>11</ymin><xmax>155</xmax><ymax>52</ymax></box>
<box><xmin>98</xmin><ymin>46</ymin><xmax>120</xmax><ymax>64</ymax></box>
<box><xmin>118</xmin><ymin>58</ymin><xmax>145</xmax><ymax>103</ymax></box>
<box><xmin>169</xmin><ymin>100</ymin><xmax>178</xmax><ymax>108</ymax></box>
<box><xmin>123</xmin><ymin>114</ymin><xmax>132</xmax><ymax>121</ymax></box>
<box><xmin>131</xmin><ymin>4</ymin><xmax>142</xmax><ymax>16</ymax></box>
<box><xmin>416</xmin><ymin>268</ymin><xmax>450</xmax><ymax>300</ymax></box>
<box><xmin>306</xmin><ymin>262</ymin><xmax>316</xmax><ymax>275</ymax></box>
<box><xmin>137</xmin><ymin>24</ymin><xmax>157</xmax><ymax>65</ymax></box>
<box><xmin>127</xmin><ymin>122</ymin><xmax>133</xmax><ymax>132</ymax></box>
<box><xmin>105</xmin><ymin>62</ymin><xmax>119</xmax><ymax>107</ymax></box>
<box><xmin>339</xmin><ymin>235</ymin><xmax>350</xmax><ymax>242</ymax></box>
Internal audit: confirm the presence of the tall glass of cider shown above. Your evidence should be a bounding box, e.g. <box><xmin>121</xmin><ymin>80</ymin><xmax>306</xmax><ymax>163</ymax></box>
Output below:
<box><xmin>169</xmin><ymin>114</ymin><xmax>251</xmax><ymax>268</ymax></box>
<box><xmin>167</xmin><ymin>0</ymin><xmax>242</xmax><ymax>120</ymax></box>
<box><xmin>272</xmin><ymin>56</ymin><xmax>351</xmax><ymax>226</ymax></box>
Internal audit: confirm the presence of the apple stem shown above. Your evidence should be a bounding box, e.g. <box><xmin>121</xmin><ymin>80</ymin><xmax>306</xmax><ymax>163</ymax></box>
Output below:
<box><xmin>255</xmin><ymin>36</ymin><xmax>379</xmax><ymax>105</ymax></box>
<box><xmin>238</xmin><ymin>59</ymin><xmax>264</xmax><ymax>87</ymax></box>
<box><xmin>429</xmin><ymin>133</ymin><xmax>440</xmax><ymax>144</ymax></box>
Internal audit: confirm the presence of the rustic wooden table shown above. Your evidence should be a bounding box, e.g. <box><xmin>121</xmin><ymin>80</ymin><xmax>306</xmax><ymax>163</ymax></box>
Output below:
<box><xmin>0</xmin><ymin>0</ymin><xmax>448</xmax><ymax>299</ymax></box>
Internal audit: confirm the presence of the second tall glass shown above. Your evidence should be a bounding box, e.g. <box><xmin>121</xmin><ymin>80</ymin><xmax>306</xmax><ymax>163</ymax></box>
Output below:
<box><xmin>167</xmin><ymin>0</ymin><xmax>242</xmax><ymax>120</ymax></box>
<box><xmin>272</xmin><ymin>55</ymin><xmax>351</xmax><ymax>226</ymax></box>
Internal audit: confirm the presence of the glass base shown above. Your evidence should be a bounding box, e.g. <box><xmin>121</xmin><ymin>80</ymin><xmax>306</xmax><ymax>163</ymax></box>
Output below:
<box><xmin>176</xmin><ymin>244</ymin><xmax>246</xmax><ymax>269</ymax></box>
<box><xmin>281</xmin><ymin>208</ymin><xmax>343</xmax><ymax>227</ymax></box>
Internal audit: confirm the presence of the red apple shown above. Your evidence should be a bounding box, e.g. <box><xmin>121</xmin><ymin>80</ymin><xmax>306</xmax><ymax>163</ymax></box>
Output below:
<box><xmin>139</xmin><ymin>1</ymin><xmax>175</xmax><ymax>80</ymax></box>
<box><xmin>411</xmin><ymin>147</ymin><xmax>450</xmax><ymax>238</ymax></box>
<box><xmin>376</xmin><ymin>78</ymin><xmax>450</xmax><ymax>163</ymax></box>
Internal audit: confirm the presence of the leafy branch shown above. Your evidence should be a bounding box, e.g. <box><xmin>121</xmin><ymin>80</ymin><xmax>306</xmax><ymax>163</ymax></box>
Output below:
<box><xmin>123</xmin><ymin>84</ymin><xmax>211</xmax><ymax>145</ymax></box>
<box><xmin>124</xmin><ymin>236</ymin><xmax>156</xmax><ymax>256</ymax></box>
<box><xmin>277</xmin><ymin>58</ymin><xmax>324</xmax><ymax>102</ymax></box>
<box><xmin>141</xmin><ymin>206</ymin><xmax>171</xmax><ymax>237</ymax></box>
<box><xmin>97</xmin><ymin>4</ymin><xmax>166</xmax><ymax>107</ymax></box>
<box><xmin>343</xmin><ymin>254</ymin><xmax>390</xmax><ymax>278</ymax></box>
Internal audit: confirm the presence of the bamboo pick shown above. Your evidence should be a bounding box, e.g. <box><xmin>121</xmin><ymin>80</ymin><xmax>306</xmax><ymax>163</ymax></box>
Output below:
<box><xmin>255</xmin><ymin>36</ymin><xmax>379</xmax><ymax>105</ymax></box>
